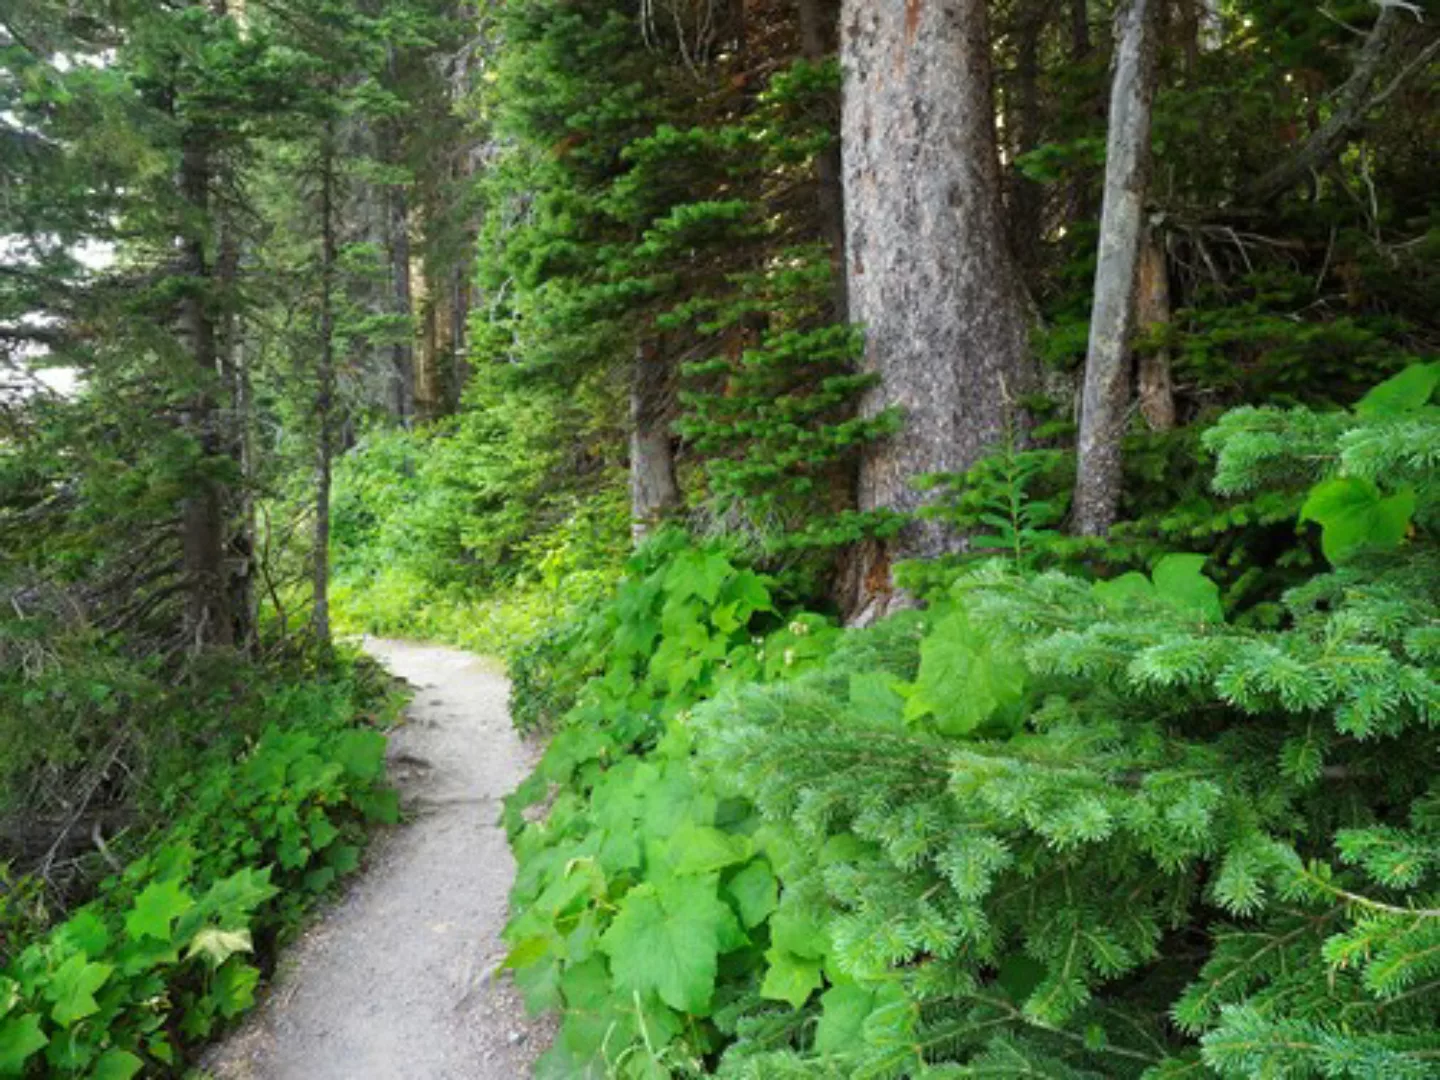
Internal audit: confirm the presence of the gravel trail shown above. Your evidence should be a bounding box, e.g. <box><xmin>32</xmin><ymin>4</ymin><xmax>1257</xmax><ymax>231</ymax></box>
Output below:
<box><xmin>206</xmin><ymin>639</ymin><xmax>554</xmax><ymax>1079</ymax></box>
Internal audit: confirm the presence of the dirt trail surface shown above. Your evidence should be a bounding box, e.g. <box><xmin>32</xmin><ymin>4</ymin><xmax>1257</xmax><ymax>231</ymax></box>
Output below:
<box><xmin>206</xmin><ymin>639</ymin><xmax>554</xmax><ymax>1079</ymax></box>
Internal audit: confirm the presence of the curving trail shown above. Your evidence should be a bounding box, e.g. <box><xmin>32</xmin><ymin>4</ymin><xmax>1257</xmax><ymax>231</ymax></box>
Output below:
<box><xmin>206</xmin><ymin>639</ymin><xmax>554</xmax><ymax>1080</ymax></box>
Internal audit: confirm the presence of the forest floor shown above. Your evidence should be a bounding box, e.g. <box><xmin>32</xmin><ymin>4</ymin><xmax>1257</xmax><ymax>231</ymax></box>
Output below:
<box><xmin>205</xmin><ymin>639</ymin><xmax>555</xmax><ymax>1079</ymax></box>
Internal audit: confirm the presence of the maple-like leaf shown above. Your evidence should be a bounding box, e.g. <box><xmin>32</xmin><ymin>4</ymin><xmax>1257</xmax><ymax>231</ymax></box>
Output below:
<box><xmin>599</xmin><ymin>875</ymin><xmax>741</xmax><ymax>1014</ymax></box>
<box><xmin>125</xmin><ymin>879</ymin><xmax>195</xmax><ymax>943</ymax></box>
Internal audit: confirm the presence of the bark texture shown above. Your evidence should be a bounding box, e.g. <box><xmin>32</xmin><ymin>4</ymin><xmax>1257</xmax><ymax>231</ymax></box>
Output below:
<box><xmin>629</xmin><ymin>338</ymin><xmax>681</xmax><ymax>543</ymax></box>
<box><xmin>797</xmin><ymin>0</ymin><xmax>848</xmax><ymax>321</ymax></box>
<box><xmin>1008</xmin><ymin>0</ymin><xmax>1049</xmax><ymax>284</ymax></box>
<box><xmin>1073</xmin><ymin>0</ymin><xmax>1160</xmax><ymax>537</ymax></box>
<box><xmin>1135</xmin><ymin>229</ymin><xmax>1175</xmax><ymax>432</ymax></box>
<box><xmin>177</xmin><ymin>128</ymin><xmax>234</xmax><ymax>650</ymax></box>
<box><xmin>313</xmin><ymin>122</ymin><xmax>338</xmax><ymax>647</ymax></box>
<box><xmin>387</xmin><ymin>180</ymin><xmax>416</xmax><ymax>421</ymax></box>
<box><xmin>841</xmin><ymin>0</ymin><xmax>1035</xmax><ymax>567</ymax></box>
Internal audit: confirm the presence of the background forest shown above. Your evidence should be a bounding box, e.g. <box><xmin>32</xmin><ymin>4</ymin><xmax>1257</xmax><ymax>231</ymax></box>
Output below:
<box><xmin>2</xmin><ymin>0</ymin><xmax>1439</xmax><ymax>1076</ymax></box>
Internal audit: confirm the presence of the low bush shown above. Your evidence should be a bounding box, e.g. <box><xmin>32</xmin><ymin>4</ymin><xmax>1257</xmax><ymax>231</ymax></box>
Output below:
<box><xmin>502</xmin><ymin>366</ymin><xmax>1440</xmax><ymax>1078</ymax></box>
<box><xmin>0</xmin><ymin>658</ymin><xmax>403</xmax><ymax>1077</ymax></box>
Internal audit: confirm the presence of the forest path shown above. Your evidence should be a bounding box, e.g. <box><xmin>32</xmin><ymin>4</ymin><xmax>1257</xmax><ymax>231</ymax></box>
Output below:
<box><xmin>206</xmin><ymin>639</ymin><xmax>554</xmax><ymax>1079</ymax></box>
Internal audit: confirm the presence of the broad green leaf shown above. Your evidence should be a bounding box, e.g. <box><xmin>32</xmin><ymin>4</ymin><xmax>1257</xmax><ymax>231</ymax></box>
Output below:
<box><xmin>815</xmin><ymin>983</ymin><xmax>878</xmax><ymax>1056</ymax></box>
<box><xmin>185</xmin><ymin>927</ymin><xmax>253</xmax><ymax>968</ymax></box>
<box><xmin>1300</xmin><ymin>477</ymin><xmax>1415</xmax><ymax>563</ymax></box>
<box><xmin>1356</xmin><ymin>362</ymin><xmax>1440</xmax><ymax>417</ymax></box>
<box><xmin>91</xmin><ymin>1049</ymin><xmax>144</xmax><ymax>1080</ymax></box>
<box><xmin>770</xmin><ymin>904</ymin><xmax>828</xmax><ymax>960</ymax></box>
<box><xmin>212</xmin><ymin>962</ymin><xmax>260</xmax><ymax>1018</ymax></box>
<box><xmin>725</xmin><ymin>860</ymin><xmax>778</xmax><ymax>929</ymax></box>
<box><xmin>1152</xmin><ymin>554</ymin><xmax>1224</xmax><ymax>623</ymax></box>
<box><xmin>1092</xmin><ymin>572</ymin><xmax>1154</xmax><ymax>608</ymax></box>
<box><xmin>760</xmin><ymin>947</ymin><xmax>823</xmax><ymax>1009</ymax></box>
<box><xmin>848</xmin><ymin>672</ymin><xmax>905</xmax><ymax>726</ymax></box>
<box><xmin>56</xmin><ymin>912</ymin><xmax>110</xmax><ymax>959</ymax></box>
<box><xmin>904</xmin><ymin>610</ymin><xmax>1025</xmax><ymax>736</ymax></box>
<box><xmin>197</xmin><ymin>868</ymin><xmax>276</xmax><ymax>923</ymax></box>
<box><xmin>0</xmin><ymin>1014</ymin><xmax>47</xmax><ymax>1075</ymax></box>
<box><xmin>125</xmin><ymin>879</ymin><xmax>194</xmax><ymax>943</ymax></box>
<box><xmin>333</xmin><ymin>730</ymin><xmax>387</xmax><ymax>781</ymax></box>
<box><xmin>664</xmin><ymin>550</ymin><xmax>732</xmax><ymax>606</ymax></box>
<box><xmin>667</xmin><ymin>824</ymin><xmax>752</xmax><ymax>875</ymax></box>
<box><xmin>599</xmin><ymin>876</ymin><xmax>741</xmax><ymax>1014</ymax></box>
<box><xmin>553</xmin><ymin>957</ymin><xmax>682</xmax><ymax>1068</ymax></box>
<box><xmin>45</xmin><ymin>954</ymin><xmax>112</xmax><ymax>1027</ymax></box>
<box><xmin>1095</xmin><ymin>555</ymin><xmax>1223</xmax><ymax>622</ymax></box>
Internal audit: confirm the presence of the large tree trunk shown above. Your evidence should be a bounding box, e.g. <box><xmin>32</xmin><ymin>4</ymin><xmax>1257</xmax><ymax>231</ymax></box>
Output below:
<box><xmin>797</xmin><ymin>0</ymin><xmax>847</xmax><ymax>321</ymax></box>
<box><xmin>313</xmin><ymin>121</ymin><xmax>338</xmax><ymax>648</ymax></box>
<box><xmin>1072</xmin><ymin>0</ymin><xmax>1161</xmax><ymax>537</ymax></box>
<box><xmin>629</xmin><ymin>337</ymin><xmax>681</xmax><ymax>543</ymax></box>
<box><xmin>841</xmin><ymin>0</ymin><xmax>1036</xmax><ymax>605</ymax></box>
<box><xmin>178</xmin><ymin>129</ymin><xmax>234</xmax><ymax>650</ymax></box>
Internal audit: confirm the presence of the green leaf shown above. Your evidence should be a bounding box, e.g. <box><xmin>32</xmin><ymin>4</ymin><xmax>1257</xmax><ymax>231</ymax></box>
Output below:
<box><xmin>848</xmin><ymin>672</ymin><xmax>905</xmax><ymax>726</ymax></box>
<box><xmin>599</xmin><ymin>876</ymin><xmax>741</xmax><ymax>1014</ymax></box>
<box><xmin>1094</xmin><ymin>555</ymin><xmax>1223</xmax><ymax>622</ymax></box>
<box><xmin>769</xmin><ymin>904</ymin><xmax>828</xmax><ymax>960</ymax></box>
<box><xmin>725</xmin><ymin>860</ymin><xmax>778</xmax><ymax>929</ymax></box>
<box><xmin>1093</xmin><ymin>572</ymin><xmax>1154</xmax><ymax>608</ymax></box>
<box><xmin>904</xmin><ymin>609</ymin><xmax>1025</xmax><ymax>736</ymax></box>
<box><xmin>760</xmin><ymin>947</ymin><xmax>823</xmax><ymax>1009</ymax></box>
<box><xmin>185</xmin><ymin>927</ymin><xmax>253</xmax><ymax>968</ymax></box>
<box><xmin>0</xmin><ymin>1014</ymin><xmax>48</xmax><ymax>1076</ymax></box>
<box><xmin>814</xmin><ymin>983</ymin><xmax>877</xmax><ymax>1056</ymax></box>
<box><xmin>57</xmin><ymin>912</ymin><xmax>111</xmax><ymax>959</ymax></box>
<box><xmin>333</xmin><ymin>730</ymin><xmax>387</xmax><ymax>781</ymax></box>
<box><xmin>125</xmin><ymin>879</ymin><xmax>194</xmax><ymax>943</ymax></box>
<box><xmin>211</xmin><ymin>962</ymin><xmax>260</xmax><ymax>1018</ymax></box>
<box><xmin>1355</xmin><ymin>362</ymin><xmax>1440</xmax><ymax>417</ymax></box>
<box><xmin>45</xmin><ymin>954</ymin><xmax>113</xmax><ymax>1027</ymax></box>
<box><xmin>1152</xmin><ymin>554</ymin><xmax>1224</xmax><ymax>623</ymax></box>
<box><xmin>667</xmin><ymin>824</ymin><xmax>752</xmax><ymax>875</ymax></box>
<box><xmin>91</xmin><ymin>1049</ymin><xmax>144</xmax><ymax>1080</ymax></box>
<box><xmin>1300</xmin><ymin>477</ymin><xmax>1415</xmax><ymax>563</ymax></box>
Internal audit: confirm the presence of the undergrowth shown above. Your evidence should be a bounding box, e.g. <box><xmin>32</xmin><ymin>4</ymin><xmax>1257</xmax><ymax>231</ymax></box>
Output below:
<box><xmin>500</xmin><ymin>365</ymin><xmax>1440</xmax><ymax>1078</ymax></box>
<box><xmin>0</xmin><ymin>651</ymin><xmax>404</xmax><ymax>1077</ymax></box>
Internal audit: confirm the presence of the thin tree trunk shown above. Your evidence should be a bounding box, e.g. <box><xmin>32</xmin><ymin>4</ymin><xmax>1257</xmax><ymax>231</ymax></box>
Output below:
<box><xmin>1073</xmin><ymin>0</ymin><xmax>1161</xmax><ymax>537</ymax></box>
<box><xmin>388</xmin><ymin>183</ymin><xmax>415</xmax><ymax>421</ymax></box>
<box><xmin>1136</xmin><ymin>228</ymin><xmax>1175</xmax><ymax>431</ymax></box>
<box><xmin>1065</xmin><ymin>0</ymin><xmax>1098</xmax><ymax>227</ymax></box>
<box><xmin>1009</xmin><ymin>0</ymin><xmax>1048</xmax><ymax>284</ymax></box>
<box><xmin>384</xmin><ymin>42</ymin><xmax>415</xmax><ymax>422</ymax></box>
<box><xmin>313</xmin><ymin>120</ymin><xmax>338</xmax><ymax>648</ymax></box>
<box><xmin>216</xmin><ymin>214</ymin><xmax>255</xmax><ymax>651</ymax></box>
<box><xmin>797</xmin><ymin>0</ymin><xmax>847</xmax><ymax>321</ymax></box>
<box><xmin>1070</xmin><ymin>0</ymin><xmax>1092</xmax><ymax>60</ymax></box>
<box><xmin>178</xmin><ymin>129</ymin><xmax>233</xmax><ymax>650</ymax></box>
<box><xmin>841</xmin><ymin>0</ymin><xmax>1036</xmax><ymax>609</ymax></box>
<box><xmin>449</xmin><ymin>263</ymin><xmax>470</xmax><ymax>405</ymax></box>
<box><xmin>630</xmin><ymin>337</ymin><xmax>681</xmax><ymax>543</ymax></box>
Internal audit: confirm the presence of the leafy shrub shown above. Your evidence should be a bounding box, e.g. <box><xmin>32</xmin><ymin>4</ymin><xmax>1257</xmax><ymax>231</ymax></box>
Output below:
<box><xmin>0</xmin><ymin>669</ymin><xmax>402</xmax><ymax>1077</ymax></box>
<box><xmin>504</xmin><ymin>365</ymin><xmax>1440</xmax><ymax>1077</ymax></box>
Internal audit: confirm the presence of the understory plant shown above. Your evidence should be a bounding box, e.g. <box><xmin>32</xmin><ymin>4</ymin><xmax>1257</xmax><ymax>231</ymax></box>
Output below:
<box><xmin>0</xmin><ymin>665</ymin><xmax>402</xmax><ymax>1077</ymax></box>
<box><xmin>504</xmin><ymin>364</ymin><xmax>1440</xmax><ymax>1078</ymax></box>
